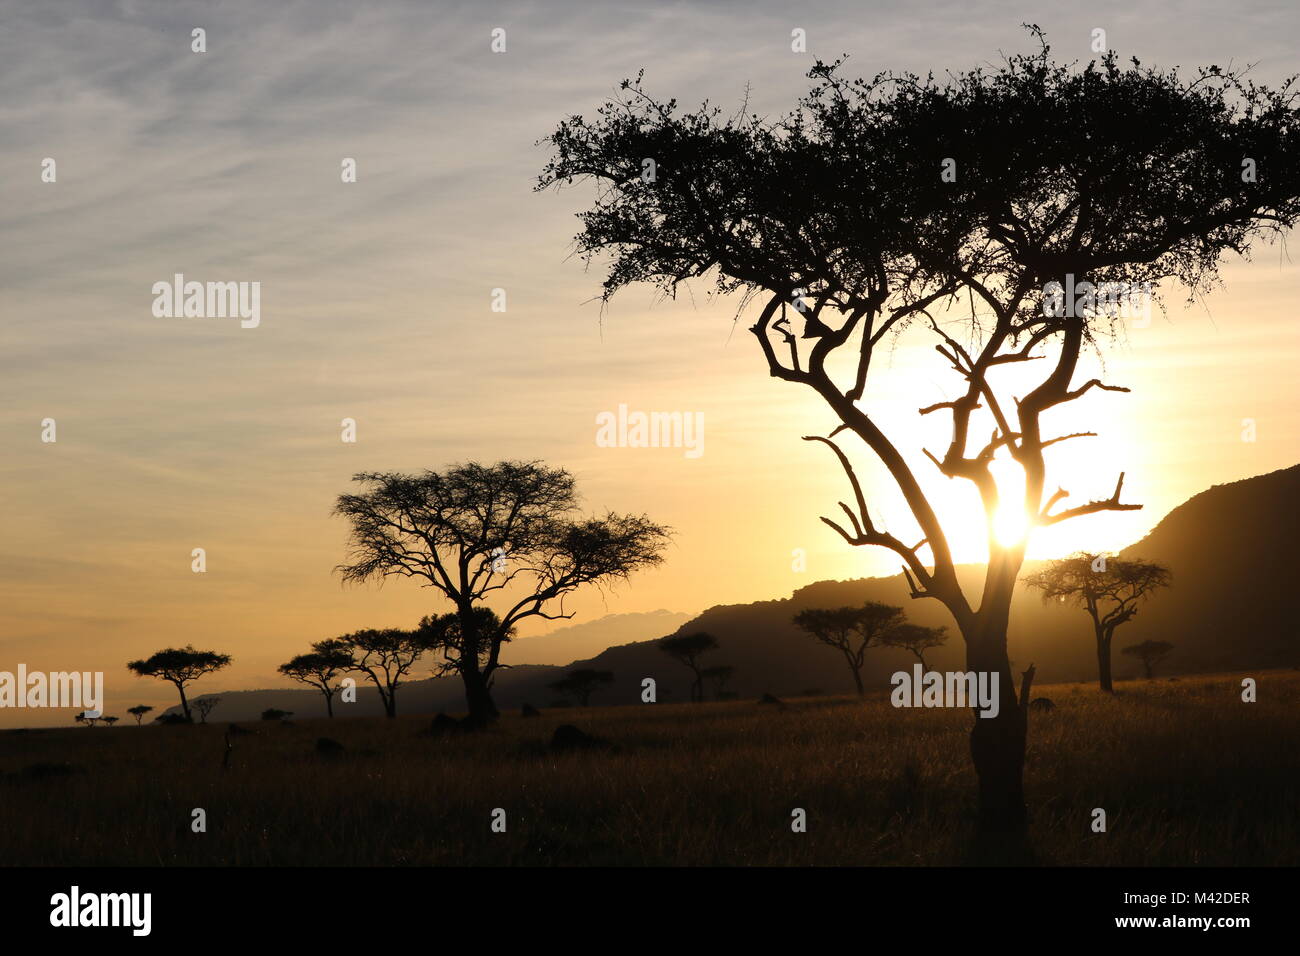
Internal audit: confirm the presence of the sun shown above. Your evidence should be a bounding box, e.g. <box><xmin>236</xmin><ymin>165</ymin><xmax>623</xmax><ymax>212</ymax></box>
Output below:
<box><xmin>989</xmin><ymin>456</ymin><xmax>1031</xmax><ymax>549</ymax></box>
<box><xmin>992</xmin><ymin>502</ymin><xmax>1031</xmax><ymax>549</ymax></box>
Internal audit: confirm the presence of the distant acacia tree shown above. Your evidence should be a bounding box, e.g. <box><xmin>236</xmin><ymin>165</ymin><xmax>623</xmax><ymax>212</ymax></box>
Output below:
<box><xmin>548</xmin><ymin>668</ymin><xmax>615</xmax><ymax>706</ymax></box>
<box><xmin>1024</xmin><ymin>553</ymin><xmax>1171</xmax><ymax>692</ymax></box>
<box><xmin>261</xmin><ymin>708</ymin><xmax>293</xmax><ymax>721</ymax></box>
<box><xmin>127</xmin><ymin>705</ymin><xmax>153</xmax><ymax>726</ymax></box>
<box><xmin>880</xmin><ymin>623</ymin><xmax>950</xmax><ymax>671</ymax></box>
<box><xmin>333</xmin><ymin>628</ymin><xmax>434</xmax><ymax>719</ymax></box>
<box><xmin>540</xmin><ymin>32</ymin><xmax>1300</xmax><ymax>830</ymax></box>
<box><xmin>127</xmin><ymin>646</ymin><xmax>232</xmax><ymax>723</ymax></box>
<box><xmin>701</xmin><ymin>664</ymin><xmax>736</xmax><ymax>699</ymax></box>
<box><xmin>192</xmin><ymin>697</ymin><xmax>222</xmax><ymax>724</ymax></box>
<box><xmin>279</xmin><ymin>639</ymin><xmax>355</xmax><ymax>718</ymax></box>
<box><xmin>1123</xmin><ymin>639</ymin><xmax>1175</xmax><ymax>679</ymax></box>
<box><xmin>658</xmin><ymin>632</ymin><xmax>718</xmax><ymax>702</ymax></box>
<box><xmin>335</xmin><ymin>461</ymin><xmax>669</xmax><ymax>725</ymax></box>
<box><xmin>101</xmin><ymin>716</ymin><xmax>119</xmax><ymax>727</ymax></box>
<box><xmin>792</xmin><ymin>603</ymin><xmax>905</xmax><ymax>696</ymax></box>
<box><xmin>73</xmin><ymin>711</ymin><xmax>97</xmax><ymax>728</ymax></box>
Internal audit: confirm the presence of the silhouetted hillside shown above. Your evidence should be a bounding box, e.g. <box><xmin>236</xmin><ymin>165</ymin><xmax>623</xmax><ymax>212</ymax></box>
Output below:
<box><xmin>1117</xmin><ymin>464</ymin><xmax>1299</xmax><ymax>670</ymax></box>
<box><xmin>168</xmin><ymin>466</ymin><xmax>1297</xmax><ymax>720</ymax></box>
<box><xmin>505</xmin><ymin>609</ymin><xmax>692</xmax><ymax>665</ymax></box>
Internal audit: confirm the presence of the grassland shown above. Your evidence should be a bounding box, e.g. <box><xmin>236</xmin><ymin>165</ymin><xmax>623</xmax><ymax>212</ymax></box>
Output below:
<box><xmin>2</xmin><ymin>671</ymin><xmax>1295</xmax><ymax>866</ymax></box>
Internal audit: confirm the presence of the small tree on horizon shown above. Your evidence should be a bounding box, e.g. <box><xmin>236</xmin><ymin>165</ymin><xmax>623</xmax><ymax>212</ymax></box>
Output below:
<box><xmin>101</xmin><ymin>716</ymin><xmax>119</xmax><ymax>727</ymax></box>
<box><xmin>1023</xmin><ymin>553</ymin><xmax>1171</xmax><ymax>693</ymax></box>
<box><xmin>126</xmin><ymin>646</ymin><xmax>232</xmax><ymax>723</ymax></box>
<box><xmin>336</xmin><ymin>628</ymin><xmax>435</xmax><ymax>719</ymax></box>
<box><xmin>701</xmin><ymin>664</ymin><xmax>736</xmax><ymax>699</ymax></box>
<box><xmin>1123</xmin><ymin>639</ymin><xmax>1175</xmax><ymax>679</ymax></box>
<box><xmin>792</xmin><ymin>602</ymin><xmax>906</xmax><ymax>696</ymax></box>
<box><xmin>880</xmin><ymin>623</ymin><xmax>950</xmax><ymax>671</ymax></box>
<box><xmin>192</xmin><ymin>697</ymin><xmax>222</xmax><ymax>724</ymax></box>
<box><xmin>279</xmin><ymin>638</ymin><xmax>355</xmax><ymax>718</ymax></box>
<box><xmin>658</xmin><ymin>632</ymin><xmax>719</xmax><ymax>703</ymax></box>
<box><xmin>547</xmin><ymin>668</ymin><xmax>615</xmax><ymax>706</ymax></box>
<box><xmin>127</xmin><ymin>705</ymin><xmax>153</xmax><ymax>726</ymax></box>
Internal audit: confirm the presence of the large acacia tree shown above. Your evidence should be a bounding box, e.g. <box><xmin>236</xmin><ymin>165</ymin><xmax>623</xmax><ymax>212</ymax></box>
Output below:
<box><xmin>539</xmin><ymin>34</ymin><xmax>1300</xmax><ymax>829</ymax></box>
<box><xmin>336</xmin><ymin>461</ymin><xmax>669</xmax><ymax>724</ymax></box>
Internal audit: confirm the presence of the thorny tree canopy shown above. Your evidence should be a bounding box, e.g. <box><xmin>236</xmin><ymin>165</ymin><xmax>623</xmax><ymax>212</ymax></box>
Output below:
<box><xmin>539</xmin><ymin>35</ymin><xmax>1300</xmax><ymax>333</ymax></box>
<box><xmin>334</xmin><ymin>461</ymin><xmax>671</xmax><ymax>633</ymax></box>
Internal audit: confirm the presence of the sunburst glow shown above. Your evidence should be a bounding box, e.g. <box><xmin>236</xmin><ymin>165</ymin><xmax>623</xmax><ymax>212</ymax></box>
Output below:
<box><xmin>990</xmin><ymin>456</ymin><xmax>1031</xmax><ymax>549</ymax></box>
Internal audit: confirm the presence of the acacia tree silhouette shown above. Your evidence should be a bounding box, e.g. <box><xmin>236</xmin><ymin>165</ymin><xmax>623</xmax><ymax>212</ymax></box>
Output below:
<box><xmin>1024</xmin><ymin>553</ymin><xmax>1171</xmax><ymax>692</ymax></box>
<box><xmin>334</xmin><ymin>628</ymin><xmax>434</xmax><ymax>719</ymax></box>
<box><xmin>792</xmin><ymin>602</ymin><xmax>905</xmax><ymax>696</ymax></box>
<box><xmin>540</xmin><ymin>31</ymin><xmax>1300</xmax><ymax>831</ymax></box>
<box><xmin>1123</xmin><ymin>639</ymin><xmax>1175</xmax><ymax>679</ymax></box>
<box><xmin>701</xmin><ymin>664</ymin><xmax>735</xmax><ymax>699</ymax></box>
<box><xmin>192</xmin><ymin>696</ymin><xmax>222</xmax><ymax>724</ymax></box>
<box><xmin>881</xmin><ymin>622</ymin><xmax>950</xmax><ymax>672</ymax></box>
<box><xmin>335</xmin><ymin>461</ymin><xmax>670</xmax><ymax>725</ymax></box>
<box><xmin>547</xmin><ymin>668</ymin><xmax>615</xmax><ymax>706</ymax></box>
<box><xmin>658</xmin><ymin>632</ymin><xmax>718</xmax><ymax>702</ymax></box>
<box><xmin>127</xmin><ymin>646</ymin><xmax>232</xmax><ymax>723</ymax></box>
<box><xmin>279</xmin><ymin>639</ymin><xmax>355</xmax><ymax>717</ymax></box>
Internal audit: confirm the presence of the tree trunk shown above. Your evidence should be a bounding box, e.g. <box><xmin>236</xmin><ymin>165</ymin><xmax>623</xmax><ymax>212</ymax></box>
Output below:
<box><xmin>1096</xmin><ymin>626</ymin><xmax>1114</xmax><ymax>693</ymax></box>
<box><xmin>372</xmin><ymin>684</ymin><xmax>396</xmax><ymax>718</ymax></box>
<box><xmin>457</xmin><ymin>609</ymin><xmax>500</xmax><ymax>726</ymax></box>
<box><xmin>462</xmin><ymin>668</ymin><xmax>499</xmax><ymax>725</ymax></box>
<box><xmin>851</xmin><ymin>666</ymin><xmax>865</xmax><ymax>697</ymax></box>
<box><xmin>324</xmin><ymin>690</ymin><xmax>335</xmax><ymax>718</ymax></box>
<box><xmin>964</xmin><ymin>609</ymin><xmax>1027</xmax><ymax>833</ymax></box>
<box><xmin>175</xmin><ymin>682</ymin><xmax>192</xmax><ymax>722</ymax></box>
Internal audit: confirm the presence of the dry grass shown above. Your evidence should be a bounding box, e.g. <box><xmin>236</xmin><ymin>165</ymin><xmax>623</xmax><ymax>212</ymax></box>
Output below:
<box><xmin>2</xmin><ymin>671</ymin><xmax>1295</xmax><ymax>866</ymax></box>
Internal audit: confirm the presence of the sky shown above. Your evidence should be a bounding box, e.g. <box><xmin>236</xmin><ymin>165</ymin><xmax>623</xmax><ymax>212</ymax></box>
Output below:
<box><xmin>2</xmin><ymin>0</ymin><xmax>1297</xmax><ymax>725</ymax></box>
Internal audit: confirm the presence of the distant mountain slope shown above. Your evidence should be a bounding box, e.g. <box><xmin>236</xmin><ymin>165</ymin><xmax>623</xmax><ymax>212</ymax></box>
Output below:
<box><xmin>171</xmin><ymin>466</ymin><xmax>1297</xmax><ymax>721</ymax></box>
<box><xmin>1117</xmin><ymin>464</ymin><xmax>1299</xmax><ymax>671</ymax></box>
<box><xmin>504</xmin><ymin>609</ymin><xmax>692</xmax><ymax>665</ymax></box>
